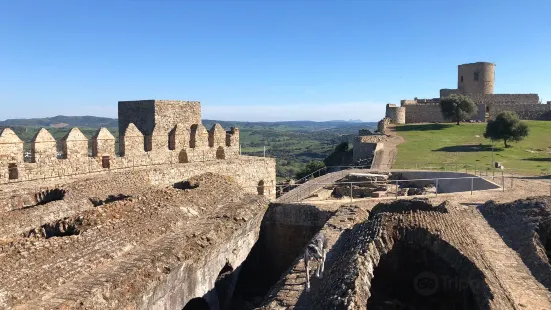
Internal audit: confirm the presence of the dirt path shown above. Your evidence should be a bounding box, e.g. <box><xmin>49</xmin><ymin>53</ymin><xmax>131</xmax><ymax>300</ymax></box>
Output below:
<box><xmin>371</xmin><ymin>125</ymin><xmax>404</xmax><ymax>170</ymax></box>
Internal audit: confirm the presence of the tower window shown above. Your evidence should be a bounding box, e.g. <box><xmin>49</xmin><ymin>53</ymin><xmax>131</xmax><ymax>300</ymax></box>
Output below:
<box><xmin>460</xmin><ymin>76</ymin><xmax>463</xmax><ymax>82</ymax></box>
<box><xmin>474</xmin><ymin>72</ymin><xmax>479</xmax><ymax>81</ymax></box>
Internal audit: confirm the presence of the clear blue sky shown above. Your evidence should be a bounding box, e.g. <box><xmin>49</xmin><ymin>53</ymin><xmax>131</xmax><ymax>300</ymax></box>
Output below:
<box><xmin>1</xmin><ymin>0</ymin><xmax>549</xmax><ymax>122</ymax></box>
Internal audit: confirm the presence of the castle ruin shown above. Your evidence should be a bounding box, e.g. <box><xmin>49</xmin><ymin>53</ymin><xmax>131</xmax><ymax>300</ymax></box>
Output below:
<box><xmin>386</xmin><ymin>62</ymin><xmax>551</xmax><ymax>124</ymax></box>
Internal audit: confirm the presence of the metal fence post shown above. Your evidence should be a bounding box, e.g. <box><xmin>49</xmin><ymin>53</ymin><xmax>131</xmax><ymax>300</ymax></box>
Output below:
<box><xmin>471</xmin><ymin>177</ymin><xmax>473</xmax><ymax>195</ymax></box>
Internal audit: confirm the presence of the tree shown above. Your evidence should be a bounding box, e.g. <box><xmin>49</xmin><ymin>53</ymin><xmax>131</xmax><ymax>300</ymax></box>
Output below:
<box><xmin>324</xmin><ymin>142</ymin><xmax>353</xmax><ymax>166</ymax></box>
<box><xmin>439</xmin><ymin>94</ymin><xmax>478</xmax><ymax>125</ymax></box>
<box><xmin>484</xmin><ymin>111</ymin><xmax>529</xmax><ymax>148</ymax></box>
<box><xmin>295</xmin><ymin>160</ymin><xmax>325</xmax><ymax>180</ymax></box>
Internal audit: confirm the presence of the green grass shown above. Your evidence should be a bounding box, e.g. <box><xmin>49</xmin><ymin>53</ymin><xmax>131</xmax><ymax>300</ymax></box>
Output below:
<box><xmin>394</xmin><ymin>121</ymin><xmax>551</xmax><ymax>176</ymax></box>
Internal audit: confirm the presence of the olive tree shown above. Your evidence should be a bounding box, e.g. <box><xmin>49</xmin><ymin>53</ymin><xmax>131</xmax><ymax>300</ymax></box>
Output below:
<box><xmin>439</xmin><ymin>94</ymin><xmax>478</xmax><ymax>125</ymax></box>
<box><xmin>484</xmin><ymin>111</ymin><xmax>529</xmax><ymax>148</ymax></box>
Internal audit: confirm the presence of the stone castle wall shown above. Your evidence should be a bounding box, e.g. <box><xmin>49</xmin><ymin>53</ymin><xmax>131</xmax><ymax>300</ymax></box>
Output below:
<box><xmin>385</xmin><ymin>104</ymin><xmax>406</xmax><ymax>124</ymax></box>
<box><xmin>0</xmin><ymin>99</ymin><xmax>269</xmax><ymax>188</ymax></box>
<box><xmin>490</xmin><ymin>103</ymin><xmax>551</xmax><ymax>120</ymax></box>
<box><xmin>403</xmin><ymin>104</ymin><xmax>447</xmax><ymax>123</ymax></box>
<box><xmin>0</xmin><ymin>125</ymin><xmax>242</xmax><ymax>185</ymax></box>
<box><xmin>397</xmin><ymin>62</ymin><xmax>546</xmax><ymax>124</ymax></box>
<box><xmin>458</xmin><ymin>62</ymin><xmax>495</xmax><ymax>95</ymax></box>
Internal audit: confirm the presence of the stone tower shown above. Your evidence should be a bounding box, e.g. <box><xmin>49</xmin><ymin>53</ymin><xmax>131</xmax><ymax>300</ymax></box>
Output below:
<box><xmin>457</xmin><ymin>62</ymin><xmax>495</xmax><ymax>95</ymax></box>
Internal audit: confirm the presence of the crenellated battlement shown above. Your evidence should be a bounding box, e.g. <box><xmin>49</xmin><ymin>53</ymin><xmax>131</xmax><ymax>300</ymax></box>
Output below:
<box><xmin>0</xmin><ymin>100</ymin><xmax>242</xmax><ymax>184</ymax></box>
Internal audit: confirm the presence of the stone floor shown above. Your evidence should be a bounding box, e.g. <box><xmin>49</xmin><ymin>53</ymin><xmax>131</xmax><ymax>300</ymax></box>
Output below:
<box><xmin>0</xmin><ymin>172</ymin><xmax>269</xmax><ymax>310</ymax></box>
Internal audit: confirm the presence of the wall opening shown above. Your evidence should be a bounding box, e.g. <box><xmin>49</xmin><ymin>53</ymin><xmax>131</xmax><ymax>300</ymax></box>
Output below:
<box><xmin>474</xmin><ymin>72</ymin><xmax>479</xmax><ymax>81</ymax></box>
<box><xmin>257</xmin><ymin>180</ymin><xmax>265</xmax><ymax>195</ymax></box>
<box><xmin>182</xmin><ymin>298</ymin><xmax>210</xmax><ymax>310</ymax></box>
<box><xmin>24</xmin><ymin>217</ymin><xmax>82</xmax><ymax>239</ymax></box>
<box><xmin>35</xmin><ymin>189</ymin><xmax>66</xmax><ymax>206</ymax></box>
<box><xmin>366</xmin><ymin>239</ymin><xmax>483</xmax><ymax>310</ymax></box>
<box><xmin>461</xmin><ymin>76</ymin><xmax>464</xmax><ymax>83</ymax></box>
<box><xmin>102</xmin><ymin>156</ymin><xmax>111</xmax><ymax>169</ymax></box>
<box><xmin>179</xmin><ymin>149</ymin><xmax>189</xmax><ymax>163</ymax></box>
<box><xmin>215</xmin><ymin>263</ymin><xmax>235</xmax><ymax>310</ymax></box>
<box><xmin>216</xmin><ymin>146</ymin><xmax>225</xmax><ymax>160</ymax></box>
<box><xmin>8</xmin><ymin>163</ymin><xmax>18</xmax><ymax>180</ymax></box>
<box><xmin>168</xmin><ymin>132</ymin><xmax>176</xmax><ymax>151</ymax></box>
<box><xmin>230</xmin><ymin>204</ymin><xmax>333</xmax><ymax>309</ymax></box>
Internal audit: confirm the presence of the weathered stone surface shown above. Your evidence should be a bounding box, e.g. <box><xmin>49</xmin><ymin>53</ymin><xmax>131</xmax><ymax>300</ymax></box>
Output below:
<box><xmin>0</xmin><ymin>173</ymin><xmax>271</xmax><ymax>310</ymax></box>
<box><xmin>91</xmin><ymin>127</ymin><xmax>115</xmax><ymax>158</ymax></box>
<box><xmin>31</xmin><ymin>128</ymin><xmax>57</xmax><ymax>164</ymax></box>
<box><xmin>61</xmin><ymin>127</ymin><xmax>88</xmax><ymax>160</ymax></box>
<box><xmin>0</xmin><ymin>128</ymin><xmax>24</xmax><ymax>164</ymax></box>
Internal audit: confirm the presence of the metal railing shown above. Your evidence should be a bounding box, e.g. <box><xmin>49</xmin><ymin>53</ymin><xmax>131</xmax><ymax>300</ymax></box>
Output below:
<box><xmin>283</xmin><ymin>175</ymin><xmax>502</xmax><ymax>203</ymax></box>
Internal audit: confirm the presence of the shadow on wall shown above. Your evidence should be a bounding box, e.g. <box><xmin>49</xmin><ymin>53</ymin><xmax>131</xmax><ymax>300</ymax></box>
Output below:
<box><xmin>393</xmin><ymin>124</ymin><xmax>453</xmax><ymax>132</ymax></box>
<box><xmin>433</xmin><ymin>145</ymin><xmax>504</xmax><ymax>153</ymax></box>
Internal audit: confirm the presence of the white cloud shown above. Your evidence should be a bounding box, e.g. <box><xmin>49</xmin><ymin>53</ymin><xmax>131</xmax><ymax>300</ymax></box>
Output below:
<box><xmin>202</xmin><ymin>102</ymin><xmax>386</xmax><ymax>122</ymax></box>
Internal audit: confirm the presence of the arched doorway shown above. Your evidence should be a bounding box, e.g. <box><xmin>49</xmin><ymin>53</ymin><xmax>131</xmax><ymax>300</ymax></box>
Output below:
<box><xmin>182</xmin><ymin>298</ymin><xmax>210</xmax><ymax>310</ymax></box>
<box><xmin>257</xmin><ymin>180</ymin><xmax>265</xmax><ymax>195</ymax></box>
<box><xmin>179</xmin><ymin>149</ymin><xmax>189</xmax><ymax>163</ymax></box>
<box><xmin>216</xmin><ymin>146</ymin><xmax>225</xmax><ymax>160</ymax></box>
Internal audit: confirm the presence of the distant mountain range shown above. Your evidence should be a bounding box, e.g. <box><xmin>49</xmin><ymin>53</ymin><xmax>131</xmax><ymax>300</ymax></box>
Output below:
<box><xmin>0</xmin><ymin>116</ymin><xmax>374</xmax><ymax>130</ymax></box>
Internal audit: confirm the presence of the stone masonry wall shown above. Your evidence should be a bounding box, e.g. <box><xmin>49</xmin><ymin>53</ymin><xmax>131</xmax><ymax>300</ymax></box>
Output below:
<box><xmin>0</xmin><ymin>100</ymin><xmax>250</xmax><ymax>186</ymax></box>
<box><xmin>404</xmin><ymin>104</ymin><xmax>447</xmax><ymax>123</ymax></box>
<box><xmin>469</xmin><ymin>93</ymin><xmax>540</xmax><ymax>105</ymax></box>
<box><xmin>490</xmin><ymin>103</ymin><xmax>551</xmax><ymax>120</ymax></box>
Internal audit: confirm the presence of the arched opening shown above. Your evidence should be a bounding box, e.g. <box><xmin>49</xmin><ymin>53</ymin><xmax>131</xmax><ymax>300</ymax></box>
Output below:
<box><xmin>182</xmin><ymin>297</ymin><xmax>210</xmax><ymax>310</ymax></box>
<box><xmin>8</xmin><ymin>163</ymin><xmax>18</xmax><ymax>180</ymax></box>
<box><xmin>257</xmin><ymin>180</ymin><xmax>265</xmax><ymax>195</ymax></box>
<box><xmin>179</xmin><ymin>149</ymin><xmax>189</xmax><ymax>163</ymax></box>
<box><xmin>216</xmin><ymin>146</ymin><xmax>225</xmax><ymax>160</ymax></box>
<box><xmin>215</xmin><ymin>263</ymin><xmax>235</xmax><ymax>310</ymax></box>
<box><xmin>101</xmin><ymin>156</ymin><xmax>111</xmax><ymax>169</ymax></box>
<box><xmin>366</xmin><ymin>236</ymin><xmax>484</xmax><ymax>310</ymax></box>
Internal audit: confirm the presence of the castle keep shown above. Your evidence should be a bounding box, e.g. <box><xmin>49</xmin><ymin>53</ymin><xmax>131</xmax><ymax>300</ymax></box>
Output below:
<box><xmin>386</xmin><ymin>62</ymin><xmax>551</xmax><ymax>124</ymax></box>
<box><xmin>0</xmin><ymin>100</ymin><xmax>275</xmax><ymax>198</ymax></box>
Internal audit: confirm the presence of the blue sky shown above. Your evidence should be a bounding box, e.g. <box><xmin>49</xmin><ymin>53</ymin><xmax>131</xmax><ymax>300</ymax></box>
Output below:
<box><xmin>1</xmin><ymin>0</ymin><xmax>550</xmax><ymax>122</ymax></box>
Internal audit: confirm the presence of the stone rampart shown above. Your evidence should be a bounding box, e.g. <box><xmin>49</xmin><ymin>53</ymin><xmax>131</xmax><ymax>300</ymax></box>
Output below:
<box><xmin>490</xmin><ymin>103</ymin><xmax>551</xmax><ymax>120</ymax></box>
<box><xmin>0</xmin><ymin>99</ymin><xmax>258</xmax><ymax>186</ymax></box>
<box><xmin>0</xmin><ymin>124</ymin><xmax>242</xmax><ymax>185</ymax></box>
<box><xmin>469</xmin><ymin>93</ymin><xmax>540</xmax><ymax>105</ymax></box>
<box><xmin>403</xmin><ymin>104</ymin><xmax>447</xmax><ymax>123</ymax></box>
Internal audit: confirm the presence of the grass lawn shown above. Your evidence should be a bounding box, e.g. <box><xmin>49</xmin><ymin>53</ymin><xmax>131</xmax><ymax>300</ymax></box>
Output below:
<box><xmin>394</xmin><ymin>121</ymin><xmax>551</xmax><ymax>176</ymax></box>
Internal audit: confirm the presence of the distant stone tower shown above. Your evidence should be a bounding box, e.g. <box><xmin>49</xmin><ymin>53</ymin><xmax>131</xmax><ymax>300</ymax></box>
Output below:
<box><xmin>385</xmin><ymin>104</ymin><xmax>406</xmax><ymax>124</ymax></box>
<box><xmin>457</xmin><ymin>62</ymin><xmax>495</xmax><ymax>95</ymax></box>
